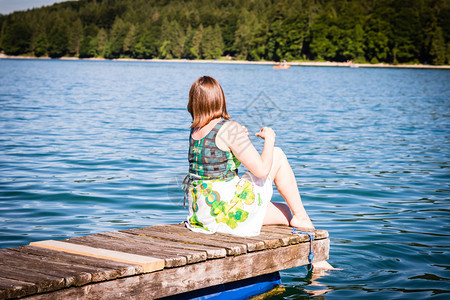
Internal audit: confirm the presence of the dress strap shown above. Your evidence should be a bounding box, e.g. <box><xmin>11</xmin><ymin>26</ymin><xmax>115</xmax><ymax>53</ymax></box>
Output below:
<box><xmin>182</xmin><ymin>173</ymin><xmax>200</xmax><ymax>208</ymax></box>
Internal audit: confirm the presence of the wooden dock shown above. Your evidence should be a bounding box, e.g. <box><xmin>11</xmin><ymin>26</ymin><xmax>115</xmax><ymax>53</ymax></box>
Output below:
<box><xmin>0</xmin><ymin>223</ymin><xmax>329</xmax><ymax>299</ymax></box>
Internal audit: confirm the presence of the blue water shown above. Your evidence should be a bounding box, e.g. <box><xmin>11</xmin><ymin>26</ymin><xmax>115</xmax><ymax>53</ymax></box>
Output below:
<box><xmin>0</xmin><ymin>59</ymin><xmax>449</xmax><ymax>299</ymax></box>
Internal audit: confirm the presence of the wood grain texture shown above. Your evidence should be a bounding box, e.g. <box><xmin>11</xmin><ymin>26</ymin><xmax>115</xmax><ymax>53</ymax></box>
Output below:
<box><xmin>14</xmin><ymin>246</ymin><xmax>143</xmax><ymax>277</ymax></box>
<box><xmin>0</xmin><ymin>277</ymin><xmax>38</xmax><ymax>299</ymax></box>
<box><xmin>0</xmin><ymin>245</ymin><xmax>143</xmax><ymax>299</ymax></box>
<box><xmin>24</xmin><ymin>238</ymin><xmax>330</xmax><ymax>300</ymax></box>
<box><xmin>65</xmin><ymin>235</ymin><xmax>188</xmax><ymax>268</ymax></box>
<box><xmin>163</xmin><ymin>223</ymin><xmax>267</xmax><ymax>251</ymax></box>
<box><xmin>30</xmin><ymin>240</ymin><xmax>164</xmax><ymax>273</ymax></box>
<box><xmin>261</xmin><ymin>225</ymin><xmax>329</xmax><ymax>240</ymax></box>
<box><xmin>124</xmin><ymin>227</ymin><xmax>247</xmax><ymax>256</ymax></box>
<box><xmin>99</xmin><ymin>231</ymin><xmax>227</xmax><ymax>259</ymax></box>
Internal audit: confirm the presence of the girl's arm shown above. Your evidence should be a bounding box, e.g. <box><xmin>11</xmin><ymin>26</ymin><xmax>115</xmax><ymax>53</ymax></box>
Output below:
<box><xmin>218</xmin><ymin>121</ymin><xmax>275</xmax><ymax>179</ymax></box>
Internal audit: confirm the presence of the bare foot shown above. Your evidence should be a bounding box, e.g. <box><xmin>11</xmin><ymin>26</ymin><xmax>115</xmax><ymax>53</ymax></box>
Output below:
<box><xmin>289</xmin><ymin>214</ymin><xmax>314</xmax><ymax>229</ymax></box>
<box><xmin>313</xmin><ymin>260</ymin><xmax>335</xmax><ymax>270</ymax></box>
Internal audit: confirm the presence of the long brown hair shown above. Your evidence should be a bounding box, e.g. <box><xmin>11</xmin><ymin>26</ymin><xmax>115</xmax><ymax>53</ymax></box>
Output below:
<box><xmin>187</xmin><ymin>76</ymin><xmax>230</xmax><ymax>128</ymax></box>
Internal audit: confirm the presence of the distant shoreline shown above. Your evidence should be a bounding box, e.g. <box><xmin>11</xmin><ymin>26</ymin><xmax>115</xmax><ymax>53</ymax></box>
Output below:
<box><xmin>1</xmin><ymin>53</ymin><xmax>449</xmax><ymax>70</ymax></box>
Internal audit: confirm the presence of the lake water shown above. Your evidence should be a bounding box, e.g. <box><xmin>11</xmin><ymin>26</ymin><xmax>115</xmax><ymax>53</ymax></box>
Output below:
<box><xmin>0</xmin><ymin>59</ymin><xmax>449</xmax><ymax>299</ymax></box>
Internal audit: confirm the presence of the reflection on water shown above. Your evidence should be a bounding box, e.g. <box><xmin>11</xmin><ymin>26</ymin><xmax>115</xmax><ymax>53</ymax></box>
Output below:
<box><xmin>0</xmin><ymin>59</ymin><xmax>449</xmax><ymax>299</ymax></box>
<box><xmin>304</xmin><ymin>269</ymin><xmax>333</xmax><ymax>297</ymax></box>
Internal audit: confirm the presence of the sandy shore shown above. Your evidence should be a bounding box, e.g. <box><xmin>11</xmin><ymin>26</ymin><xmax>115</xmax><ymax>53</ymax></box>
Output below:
<box><xmin>1</xmin><ymin>53</ymin><xmax>449</xmax><ymax>70</ymax></box>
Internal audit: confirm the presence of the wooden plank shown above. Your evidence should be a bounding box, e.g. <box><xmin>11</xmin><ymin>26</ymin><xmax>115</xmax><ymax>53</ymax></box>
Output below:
<box><xmin>25</xmin><ymin>238</ymin><xmax>330</xmax><ymax>300</ymax></box>
<box><xmin>0</xmin><ymin>277</ymin><xmax>38</xmax><ymax>299</ymax></box>
<box><xmin>0</xmin><ymin>249</ymin><xmax>91</xmax><ymax>281</ymax></box>
<box><xmin>13</xmin><ymin>246</ymin><xmax>142</xmax><ymax>277</ymax></box>
<box><xmin>125</xmin><ymin>227</ymin><xmax>247</xmax><ymax>256</ymax></box>
<box><xmin>99</xmin><ymin>231</ymin><xmax>226</xmax><ymax>259</ymax></box>
<box><xmin>261</xmin><ymin>225</ymin><xmax>329</xmax><ymax>240</ymax></box>
<box><xmin>69</xmin><ymin>233</ymin><xmax>207</xmax><ymax>266</ymax></box>
<box><xmin>137</xmin><ymin>224</ymin><xmax>256</xmax><ymax>250</ymax></box>
<box><xmin>0</xmin><ymin>282</ymin><xmax>5</xmax><ymax>300</ymax></box>
<box><xmin>93</xmin><ymin>232</ymin><xmax>208</xmax><ymax>264</ymax></box>
<box><xmin>160</xmin><ymin>224</ymin><xmax>319</xmax><ymax>250</ymax></box>
<box><xmin>65</xmin><ymin>235</ymin><xmax>189</xmax><ymax>268</ymax></box>
<box><xmin>9</xmin><ymin>246</ymin><xmax>141</xmax><ymax>286</ymax></box>
<box><xmin>30</xmin><ymin>240</ymin><xmax>164</xmax><ymax>273</ymax></box>
<box><xmin>0</xmin><ymin>245</ymin><xmax>144</xmax><ymax>299</ymax></box>
<box><xmin>0</xmin><ymin>265</ymin><xmax>65</xmax><ymax>296</ymax></box>
<box><xmin>1</xmin><ymin>247</ymin><xmax>139</xmax><ymax>285</ymax></box>
<box><xmin>242</xmin><ymin>229</ymin><xmax>310</xmax><ymax>248</ymax></box>
<box><xmin>165</xmin><ymin>223</ymin><xmax>303</xmax><ymax>250</ymax></box>
<box><xmin>162</xmin><ymin>224</ymin><xmax>266</xmax><ymax>252</ymax></box>
<box><xmin>0</xmin><ymin>252</ymin><xmax>91</xmax><ymax>288</ymax></box>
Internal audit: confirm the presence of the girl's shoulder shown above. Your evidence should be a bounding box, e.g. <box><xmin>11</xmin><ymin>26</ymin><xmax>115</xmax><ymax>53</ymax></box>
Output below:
<box><xmin>221</xmin><ymin>119</ymin><xmax>244</xmax><ymax>130</ymax></box>
<box><xmin>217</xmin><ymin>120</ymin><xmax>247</xmax><ymax>148</ymax></box>
<box><xmin>219</xmin><ymin>120</ymin><xmax>246</xmax><ymax>137</ymax></box>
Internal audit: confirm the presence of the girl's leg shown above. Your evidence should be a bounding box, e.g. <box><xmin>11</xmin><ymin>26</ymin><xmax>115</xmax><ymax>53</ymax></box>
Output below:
<box><xmin>263</xmin><ymin>147</ymin><xmax>335</xmax><ymax>270</ymax></box>
<box><xmin>262</xmin><ymin>148</ymin><xmax>335</xmax><ymax>270</ymax></box>
<box><xmin>263</xmin><ymin>202</ymin><xmax>291</xmax><ymax>225</ymax></box>
<box><xmin>265</xmin><ymin>147</ymin><xmax>314</xmax><ymax>229</ymax></box>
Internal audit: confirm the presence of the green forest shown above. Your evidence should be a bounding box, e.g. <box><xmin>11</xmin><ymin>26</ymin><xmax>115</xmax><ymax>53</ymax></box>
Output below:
<box><xmin>0</xmin><ymin>0</ymin><xmax>449</xmax><ymax>65</ymax></box>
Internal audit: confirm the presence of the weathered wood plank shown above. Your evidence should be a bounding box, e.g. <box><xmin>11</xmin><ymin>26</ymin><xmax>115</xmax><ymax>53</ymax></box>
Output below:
<box><xmin>0</xmin><ymin>245</ymin><xmax>144</xmax><ymax>299</ymax></box>
<box><xmin>0</xmin><ymin>253</ymin><xmax>91</xmax><ymax>288</ymax></box>
<box><xmin>163</xmin><ymin>223</ymin><xmax>266</xmax><ymax>252</ymax></box>
<box><xmin>65</xmin><ymin>235</ymin><xmax>189</xmax><ymax>268</ymax></box>
<box><xmin>0</xmin><ymin>277</ymin><xmax>38</xmax><ymax>299</ymax></box>
<box><xmin>243</xmin><ymin>231</ymin><xmax>302</xmax><ymax>248</ymax></box>
<box><xmin>24</xmin><ymin>238</ymin><xmax>330</xmax><ymax>300</ymax></box>
<box><xmin>125</xmin><ymin>227</ymin><xmax>247</xmax><ymax>256</ymax></box>
<box><xmin>93</xmin><ymin>232</ymin><xmax>208</xmax><ymax>264</ymax></box>
<box><xmin>1</xmin><ymin>247</ymin><xmax>138</xmax><ymax>285</ymax></box>
<box><xmin>261</xmin><ymin>225</ymin><xmax>328</xmax><ymax>240</ymax></box>
<box><xmin>1</xmin><ymin>249</ymin><xmax>94</xmax><ymax>284</ymax></box>
<box><xmin>30</xmin><ymin>240</ymin><xmax>164</xmax><ymax>273</ymax></box>
<box><xmin>99</xmin><ymin>231</ymin><xmax>227</xmax><ymax>259</ymax></box>
<box><xmin>161</xmin><ymin>224</ymin><xmax>318</xmax><ymax>250</ymax></box>
<box><xmin>166</xmin><ymin>223</ymin><xmax>305</xmax><ymax>250</ymax></box>
<box><xmin>0</xmin><ymin>266</ymin><xmax>65</xmax><ymax>296</ymax></box>
<box><xmin>13</xmin><ymin>246</ymin><xmax>142</xmax><ymax>277</ymax></box>
<box><xmin>140</xmin><ymin>224</ymin><xmax>257</xmax><ymax>251</ymax></box>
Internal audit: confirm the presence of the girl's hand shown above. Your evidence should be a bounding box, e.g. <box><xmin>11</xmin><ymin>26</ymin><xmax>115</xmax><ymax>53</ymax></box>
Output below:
<box><xmin>255</xmin><ymin>127</ymin><xmax>275</xmax><ymax>141</ymax></box>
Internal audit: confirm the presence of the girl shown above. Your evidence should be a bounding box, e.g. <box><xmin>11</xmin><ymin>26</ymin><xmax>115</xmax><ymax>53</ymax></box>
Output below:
<box><xmin>182</xmin><ymin>75</ymin><xmax>316</xmax><ymax>237</ymax></box>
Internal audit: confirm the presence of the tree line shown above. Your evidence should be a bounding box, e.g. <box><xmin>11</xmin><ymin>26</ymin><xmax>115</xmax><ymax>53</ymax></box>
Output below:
<box><xmin>0</xmin><ymin>0</ymin><xmax>449</xmax><ymax>65</ymax></box>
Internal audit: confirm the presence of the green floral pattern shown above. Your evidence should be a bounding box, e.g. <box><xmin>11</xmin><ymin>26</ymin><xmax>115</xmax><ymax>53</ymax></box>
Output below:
<box><xmin>189</xmin><ymin>179</ymin><xmax>259</xmax><ymax>230</ymax></box>
<box><xmin>188</xmin><ymin>186</ymin><xmax>209</xmax><ymax>231</ymax></box>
